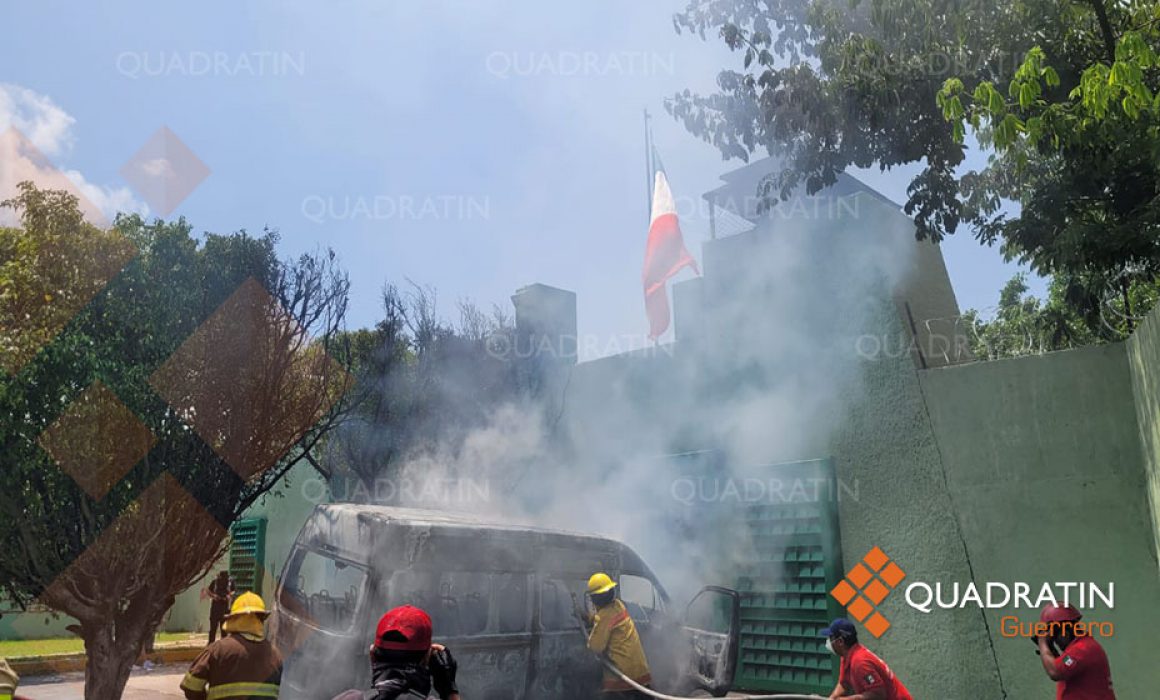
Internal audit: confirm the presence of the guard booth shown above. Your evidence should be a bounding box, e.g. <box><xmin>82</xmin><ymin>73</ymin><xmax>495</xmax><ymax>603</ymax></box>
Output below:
<box><xmin>658</xmin><ymin>452</ymin><xmax>845</xmax><ymax>696</ymax></box>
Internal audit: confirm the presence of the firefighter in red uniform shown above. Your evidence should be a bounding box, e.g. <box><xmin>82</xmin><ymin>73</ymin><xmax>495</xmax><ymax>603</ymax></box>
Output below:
<box><xmin>1035</xmin><ymin>603</ymin><xmax>1116</xmax><ymax>699</ymax></box>
<box><xmin>180</xmin><ymin>592</ymin><xmax>282</xmax><ymax>700</ymax></box>
<box><xmin>821</xmin><ymin>618</ymin><xmax>912</xmax><ymax>700</ymax></box>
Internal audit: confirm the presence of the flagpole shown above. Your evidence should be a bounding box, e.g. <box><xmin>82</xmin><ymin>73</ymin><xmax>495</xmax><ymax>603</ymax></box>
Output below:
<box><xmin>643</xmin><ymin>108</ymin><xmax>652</xmax><ymax>225</ymax></box>
<box><xmin>644</xmin><ymin>108</ymin><xmax>657</xmax><ymax>348</ymax></box>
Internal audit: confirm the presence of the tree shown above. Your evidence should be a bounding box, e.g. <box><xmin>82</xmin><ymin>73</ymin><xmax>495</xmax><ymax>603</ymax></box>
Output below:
<box><xmin>668</xmin><ymin>0</ymin><xmax>1160</xmax><ymax>320</ymax></box>
<box><xmin>962</xmin><ymin>272</ymin><xmax>1160</xmax><ymax>359</ymax></box>
<box><xmin>963</xmin><ymin>274</ymin><xmax>1085</xmax><ymax>359</ymax></box>
<box><xmin>319</xmin><ymin>283</ymin><xmax>523</xmax><ymax>497</ymax></box>
<box><xmin>0</xmin><ymin>183</ymin><xmax>352</xmax><ymax>699</ymax></box>
<box><xmin>937</xmin><ymin>2</ymin><xmax>1160</xmax><ymax>328</ymax></box>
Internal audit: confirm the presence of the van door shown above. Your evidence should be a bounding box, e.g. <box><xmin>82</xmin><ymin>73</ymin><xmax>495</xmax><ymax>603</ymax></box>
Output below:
<box><xmin>388</xmin><ymin>568</ymin><xmax>536</xmax><ymax>700</ymax></box>
<box><xmin>682</xmin><ymin>586</ymin><xmax>740</xmax><ymax>697</ymax></box>
<box><xmin>534</xmin><ymin>576</ymin><xmax>601</xmax><ymax>700</ymax></box>
<box><xmin>274</xmin><ymin>546</ymin><xmax>372</xmax><ymax>699</ymax></box>
<box><xmin>618</xmin><ymin>573</ymin><xmax>682</xmax><ymax>690</ymax></box>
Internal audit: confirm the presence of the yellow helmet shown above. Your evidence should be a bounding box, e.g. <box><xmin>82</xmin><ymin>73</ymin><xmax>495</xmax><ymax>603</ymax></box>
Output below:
<box><xmin>228</xmin><ymin>591</ymin><xmax>270</xmax><ymax>618</ymax></box>
<box><xmin>587</xmin><ymin>572</ymin><xmax>617</xmax><ymax>595</ymax></box>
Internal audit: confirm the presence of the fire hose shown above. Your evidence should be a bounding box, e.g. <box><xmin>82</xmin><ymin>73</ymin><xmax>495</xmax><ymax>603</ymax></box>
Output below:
<box><xmin>573</xmin><ymin>607</ymin><xmax>825</xmax><ymax>700</ymax></box>
<box><xmin>596</xmin><ymin>656</ymin><xmax>827</xmax><ymax>700</ymax></box>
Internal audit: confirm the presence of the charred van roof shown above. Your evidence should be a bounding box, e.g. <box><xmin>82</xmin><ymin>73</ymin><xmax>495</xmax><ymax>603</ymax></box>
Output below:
<box><xmin>306</xmin><ymin>504</ymin><xmax>657</xmax><ymax>583</ymax></box>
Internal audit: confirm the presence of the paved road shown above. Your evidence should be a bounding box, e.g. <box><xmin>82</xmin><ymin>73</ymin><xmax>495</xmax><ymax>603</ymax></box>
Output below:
<box><xmin>19</xmin><ymin>669</ymin><xmax>186</xmax><ymax>699</ymax></box>
<box><xmin>19</xmin><ymin>671</ymin><xmax>788</xmax><ymax>699</ymax></box>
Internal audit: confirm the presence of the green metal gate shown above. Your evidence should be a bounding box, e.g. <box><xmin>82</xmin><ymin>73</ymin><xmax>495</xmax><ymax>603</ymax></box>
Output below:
<box><xmin>659</xmin><ymin>452</ymin><xmax>844</xmax><ymax>695</ymax></box>
<box><xmin>732</xmin><ymin>460</ymin><xmax>844</xmax><ymax>695</ymax></box>
<box><xmin>228</xmin><ymin>517</ymin><xmax>267</xmax><ymax>594</ymax></box>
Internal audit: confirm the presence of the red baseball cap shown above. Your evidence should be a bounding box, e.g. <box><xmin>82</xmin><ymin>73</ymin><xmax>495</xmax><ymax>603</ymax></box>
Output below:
<box><xmin>375</xmin><ymin>605</ymin><xmax>433</xmax><ymax>651</ymax></box>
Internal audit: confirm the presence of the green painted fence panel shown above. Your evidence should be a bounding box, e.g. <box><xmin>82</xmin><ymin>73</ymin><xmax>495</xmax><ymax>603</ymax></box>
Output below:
<box><xmin>658</xmin><ymin>452</ymin><xmax>844</xmax><ymax>695</ymax></box>
<box><xmin>229</xmin><ymin>517</ymin><xmax>267</xmax><ymax>595</ymax></box>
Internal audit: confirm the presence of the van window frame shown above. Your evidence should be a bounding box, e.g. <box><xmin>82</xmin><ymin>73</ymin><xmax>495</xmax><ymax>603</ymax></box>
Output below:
<box><xmin>537</xmin><ymin>575</ymin><xmax>589</xmax><ymax>633</ymax></box>
<box><xmin>278</xmin><ymin>545</ymin><xmax>371</xmax><ymax>635</ymax></box>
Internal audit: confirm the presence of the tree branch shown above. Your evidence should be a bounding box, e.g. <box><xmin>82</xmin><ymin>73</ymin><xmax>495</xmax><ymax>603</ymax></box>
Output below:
<box><xmin>1086</xmin><ymin>0</ymin><xmax>1117</xmax><ymax>63</ymax></box>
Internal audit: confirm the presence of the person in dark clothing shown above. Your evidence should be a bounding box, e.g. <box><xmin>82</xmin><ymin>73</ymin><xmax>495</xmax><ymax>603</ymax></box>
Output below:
<box><xmin>206</xmin><ymin>571</ymin><xmax>235</xmax><ymax>645</ymax></box>
<box><xmin>332</xmin><ymin>605</ymin><xmax>461</xmax><ymax>700</ymax></box>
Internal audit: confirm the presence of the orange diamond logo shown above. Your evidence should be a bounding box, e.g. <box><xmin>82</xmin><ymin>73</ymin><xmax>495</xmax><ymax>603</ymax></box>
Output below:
<box><xmin>846</xmin><ymin>563</ymin><xmax>873</xmax><ymax>588</ymax></box>
<box><xmin>830</xmin><ymin>579</ymin><xmax>857</xmax><ymax>606</ymax></box>
<box><xmin>829</xmin><ymin>547</ymin><xmax>907</xmax><ymax>638</ymax></box>
<box><xmin>881</xmin><ymin>561</ymin><xmax>906</xmax><ymax>587</ymax></box>
<box><xmin>38</xmin><ymin>380</ymin><xmax>156</xmax><ymax>501</ymax></box>
<box><xmin>863</xmin><ymin>546</ymin><xmax>889</xmax><ymax>572</ymax></box>
<box><xmin>864</xmin><ymin>579</ymin><xmax>890</xmax><ymax>605</ymax></box>
<box><xmin>864</xmin><ymin>612</ymin><xmax>891</xmax><ymax>638</ymax></box>
<box><xmin>847</xmin><ymin>596</ymin><xmax>873</xmax><ymax>622</ymax></box>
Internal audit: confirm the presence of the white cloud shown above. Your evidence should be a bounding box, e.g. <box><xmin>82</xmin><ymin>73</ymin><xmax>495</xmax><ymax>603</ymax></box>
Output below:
<box><xmin>0</xmin><ymin>83</ymin><xmax>146</xmax><ymax>226</ymax></box>
<box><xmin>139</xmin><ymin>157</ymin><xmax>176</xmax><ymax>179</ymax></box>
<box><xmin>0</xmin><ymin>83</ymin><xmax>75</xmax><ymax>157</ymax></box>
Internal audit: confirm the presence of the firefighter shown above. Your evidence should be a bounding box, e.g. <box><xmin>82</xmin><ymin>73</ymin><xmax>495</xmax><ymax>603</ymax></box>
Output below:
<box><xmin>180</xmin><ymin>592</ymin><xmax>282</xmax><ymax>700</ymax></box>
<box><xmin>0</xmin><ymin>657</ymin><xmax>18</xmax><ymax>700</ymax></box>
<box><xmin>331</xmin><ymin>604</ymin><xmax>461</xmax><ymax>700</ymax></box>
<box><xmin>580</xmin><ymin>572</ymin><xmax>652</xmax><ymax>698</ymax></box>
<box><xmin>1035</xmin><ymin>603</ymin><xmax>1116</xmax><ymax>699</ymax></box>
<box><xmin>206</xmin><ymin>570</ymin><xmax>235</xmax><ymax>644</ymax></box>
<box><xmin>821</xmin><ymin>618</ymin><xmax>912</xmax><ymax>700</ymax></box>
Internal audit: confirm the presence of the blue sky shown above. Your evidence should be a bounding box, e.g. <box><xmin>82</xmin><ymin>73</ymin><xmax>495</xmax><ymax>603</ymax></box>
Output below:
<box><xmin>1</xmin><ymin>0</ymin><xmax>1043</xmax><ymax>358</ymax></box>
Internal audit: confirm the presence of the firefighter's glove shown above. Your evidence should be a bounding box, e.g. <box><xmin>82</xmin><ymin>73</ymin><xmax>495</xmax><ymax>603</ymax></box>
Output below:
<box><xmin>430</xmin><ymin>645</ymin><xmax>459</xmax><ymax>699</ymax></box>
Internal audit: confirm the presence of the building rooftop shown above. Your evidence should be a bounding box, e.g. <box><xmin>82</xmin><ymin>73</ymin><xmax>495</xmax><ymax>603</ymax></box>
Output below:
<box><xmin>703</xmin><ymin>156</ymin><xmax>902</xmax><ymax>222</ymax></box>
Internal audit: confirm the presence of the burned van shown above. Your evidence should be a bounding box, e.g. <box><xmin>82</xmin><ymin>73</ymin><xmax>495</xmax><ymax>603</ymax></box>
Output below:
<box><xmin>272</xmin><ymin>504</ymin><xmax>739</xmax><ymax>700</ymax></box>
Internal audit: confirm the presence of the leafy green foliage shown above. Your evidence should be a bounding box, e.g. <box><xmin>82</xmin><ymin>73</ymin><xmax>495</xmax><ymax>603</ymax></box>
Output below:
<box><xmin>0</xmin><ymin>184</ymin><xmax>351</xmax><ymax>699</ymax></box>
<box><xmin>963</xmin><ymin>274</ymin><xmax>1092</xmax><ymax>359</ymax></box>
<box><xmin>670</xmin><ymin>0</ymin><xmax>1160</xmax><ymax>324</ymax></box>
<box><xmin>964</xmin><ymin>272</ymin><xmax>1159</xmax><ymax>359</ymax></box>
<box><xmin>668</xmin><ymin>0</ymin><xmax>1064</xmax><ymax>232</ymax></box>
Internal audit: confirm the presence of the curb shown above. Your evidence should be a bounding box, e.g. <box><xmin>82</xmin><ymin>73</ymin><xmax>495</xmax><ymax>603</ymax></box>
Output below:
<box><xmin>10</xmin><ymin>645</ymin><xmax>204</xmax><ymax>677</ymax></box>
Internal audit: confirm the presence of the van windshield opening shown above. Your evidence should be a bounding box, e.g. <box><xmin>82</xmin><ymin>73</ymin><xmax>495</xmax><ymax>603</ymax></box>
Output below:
<box><xmin>620</xmin><ymin>574</ymin><xmax>664</xmax><ymax>624</ymax></box>
<box><xmin>280</xmin><ymin>548</ymin><xmax>368</xmax><ymax>633</ymax></box>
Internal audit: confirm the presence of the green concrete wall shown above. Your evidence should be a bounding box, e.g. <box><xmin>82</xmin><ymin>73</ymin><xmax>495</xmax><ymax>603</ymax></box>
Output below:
<box><xmin>0</xmin><ymin>608</ymin><xmax>75</xmax><ymax>642</ymax></box>
<box><xmin>1126</xmin><ymin>305</ymin><xmax>1160</xmax><ymax>572</ymax></box>
<box><xmin>824</xmin><ymin>302</ymin><xmax>1004</xmax><ymax>696</ymax></box>
<box><xmin>919</xmin><ymin>345</ymin><xmax>1160</xmax><ymax>698</ymax></box>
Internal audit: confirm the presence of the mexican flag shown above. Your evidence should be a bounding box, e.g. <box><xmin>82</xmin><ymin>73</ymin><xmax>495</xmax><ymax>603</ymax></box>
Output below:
<box><xmin>642</xmin><ymin>149</ymin><xmax>699</xmax><ymax>340</ymax></box>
